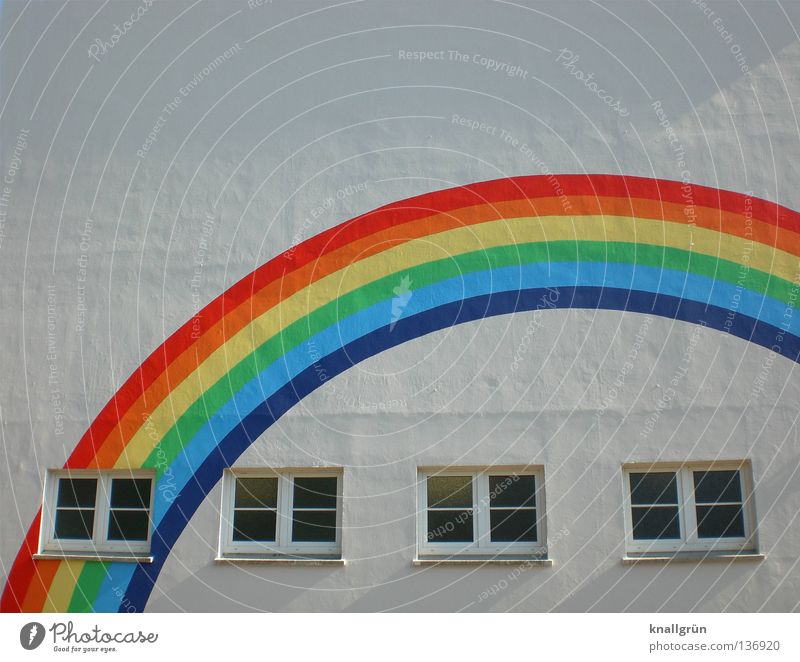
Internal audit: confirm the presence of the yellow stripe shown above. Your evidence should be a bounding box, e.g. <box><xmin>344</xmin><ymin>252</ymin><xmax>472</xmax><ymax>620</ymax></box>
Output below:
<box><xmin>42</xmin><ymin>560</ymin><xmax>84</xmax><ymax>613</ymax></box>
<box><xmin>115</xmin><ymin>214</ymin><xmax>799</xmax><ymax>468</ymax></box>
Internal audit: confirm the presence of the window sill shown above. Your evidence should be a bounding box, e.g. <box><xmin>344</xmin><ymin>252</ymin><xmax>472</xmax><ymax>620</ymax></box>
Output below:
<box><xmin>413</xmin><ymin>557</ymin><xmax>553</xmax><ymax>567</ymax></box>
<box><xmin>33</xmin><ymin>552</ymin><xmax>153</xmax><ymax>564</ymax></box>
<box><xmin>622</xmin><ymin>551</ymin><xmax>765</xmax><ymax>565</ymax></box>
<box><xmin>214</xmin><ymin>556</ymin><xmax>345</xmax><ymax>566</ymax></box>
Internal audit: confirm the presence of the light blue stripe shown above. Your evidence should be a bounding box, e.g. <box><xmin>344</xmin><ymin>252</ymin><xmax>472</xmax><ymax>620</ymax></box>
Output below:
<box><xmin>149</xmin><ymin>262</ymin><xmax>795</xmax><ymax>524</ymax></box>
<box><xmin>91</xmin><ymin>563</ymin><xmax>135</xmax><ymax>613</ymax></box>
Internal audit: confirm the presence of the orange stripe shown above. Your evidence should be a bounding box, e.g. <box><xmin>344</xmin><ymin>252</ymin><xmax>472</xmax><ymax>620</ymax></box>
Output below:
<box><xmin>11</xmin><ymin>182</ymin><xmax>800</xmax><ymax>612</ymax></box>
<box><xmin>87</xmin><ymin>194</ymin><xmax>799</xmax><ymax>469</ymax></box>
<box><xmin>20</xmin><ymin>560</ymin><xmax>60</xmax><ymax>613</ymax></box>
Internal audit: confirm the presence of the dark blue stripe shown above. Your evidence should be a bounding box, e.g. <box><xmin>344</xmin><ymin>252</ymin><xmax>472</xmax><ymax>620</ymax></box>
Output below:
<box><xmin>120</xmin><ymin>286</ymin><xmax>800</xmax><ymax>611</ymax></box>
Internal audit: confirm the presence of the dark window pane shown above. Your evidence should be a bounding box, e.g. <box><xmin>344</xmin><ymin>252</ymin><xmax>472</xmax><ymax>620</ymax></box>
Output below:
<box><xmin>235</xmin><ymin>477</ymin><xmax>278</xmax><ymax>508</ymax></box>
<box><xmin>293</xmin><ymin>477</ymin><xmax>337</xmax><ymax>509</ymax></box>
<box><xmin>232</xmin><ymin>510</ymin><xmax>277</xmax><ymax>542</ymax></box>
<box><xmin>292</xmin><ymin>510</ymin><xmax>337</xmax><ymax>542</ymax></box>
<box><xmin>107</xmin><ymin>510</ymin><xmax>150</xmax><ymax>541</ymax></box>
<box><xmin>426</xmin><ymin>510</ymin><xmax>473</xmax><ymax>542</ymax></box>
<box><xmin>490</xmin><ymin>508</ymin><xmax>537</xmax><ymax>542</ymax></box>
<box><xmin>110</xmin><ymin>478</ymin><xmax>152</xmax><ymax>509</ymax></box>
<box><xmin>427</xmin><ymin>476</ymin><xmax>472</xmax><ymax>508</ymax></box>
<box><xmin>631</xmin><ymin>506</ymin><xmax>681</xmax><ymax>539</ymax></box>
<box><xmin>489</xmin><ymin>475</ymin><xmax>536</xmax><ymax>508</ymax></box>
<box><xmin>693</xmin><ymin>470</ymin><xmax>742</xmax><ymax>504</ymax></box>
<box><xmin>630</xmin><ymin>472</ymin><xmax>678</xmax><ymax>505</ymax></box>
<box><xmin>696</xmin><ymin>505</ymin><xmax>745</xmax><ymax>538</ymax></box>
<box><xmin>57</xmin><ymin>478</ymin><xmax>97</xmax><ymax>508</ymax></box>
<box><xmin>54</xmin><ymin>508</ymin><xmax>94</xmax><ymax>539</ymax></box>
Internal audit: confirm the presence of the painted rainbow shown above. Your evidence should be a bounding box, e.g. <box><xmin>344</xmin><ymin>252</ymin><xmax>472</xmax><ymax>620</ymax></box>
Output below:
<box><xmin>2</xmin><ymin>174</ymin><xmax>799</xmax><ymax>612</ymax></box>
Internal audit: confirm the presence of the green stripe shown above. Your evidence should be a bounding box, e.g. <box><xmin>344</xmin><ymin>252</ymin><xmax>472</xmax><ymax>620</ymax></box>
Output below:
<box><xmin>69</xmin><ymin>562</ymin><xmax>108</xmax><ymax>613</ymax></box>
<box><xmin>143</xmin><ymin>240</ymin><xmax>796</xmax><ymax>474</ymax></box>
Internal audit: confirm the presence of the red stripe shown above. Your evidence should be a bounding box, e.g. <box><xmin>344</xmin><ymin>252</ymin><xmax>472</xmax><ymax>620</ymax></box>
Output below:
<box><xmin>7</xmin><ymin>175</ymin><xmax>799</xmax><ymax>610</ymax></box>
<box><xmin>65</xmin><ymin>175</ymin><xmax>800</xmax><ymax>469</ymax></box>
<box><xmin>0</xmin><ymin>510</ymin><xmax>41</xmax><ymax>612</ymax></box>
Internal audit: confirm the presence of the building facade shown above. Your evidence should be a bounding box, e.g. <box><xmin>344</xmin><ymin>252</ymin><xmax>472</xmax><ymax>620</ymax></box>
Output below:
<box><xmin>1</xmin><ymin>0</ymin><xmax>799</xmax><ymax>612</ymax></box>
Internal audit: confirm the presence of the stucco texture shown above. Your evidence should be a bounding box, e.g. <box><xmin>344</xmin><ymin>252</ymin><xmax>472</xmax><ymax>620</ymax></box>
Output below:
<box><xmin>1</xmin><ymin>0</ymin><xmax>799</xmax><ymax>612</ymax></box>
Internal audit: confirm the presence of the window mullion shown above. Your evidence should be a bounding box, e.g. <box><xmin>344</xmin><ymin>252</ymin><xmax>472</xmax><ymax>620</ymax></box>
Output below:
<box><xmin>280</xmin><ymin>475</ymin><xmax>292</xmax><ymax>547</ymax></box>
<box><xmin>222</xmin><ymin>472</ymin><xmax>340</xmax><ymax>557</ymax></box>
<box><xmin>43</xmin><ymin>471</ymin><xmax>156</xmax><ymax>556</ymax></box>
<box><xmin>623</xmin><ymin>470</ymin><xmax>634</xmax><ymax>547</ymax></box>
<box><xmin>336</xmin><ymin>474</ymin><xmax>343</xmax><ymax>546</ymax></box>
<box><xmin>419</xmin><ymin>474</ymin><xmax>428</xmax><ymax>552</ymax></box>
<box><xmin>146</xmin><ymin>478</ymin><xmax>155</xmax><ymax>545</ymax></box>
<box><xmin>680</xmin><ymin>468</ymin><xmax>697</xmax><ymax>544</ymax></box>
<box><xmin>274</xmin><ymin>475</ymin><xmax>283</xmax><ymax>548</ymax></box>
<box><xmin>222</xmin><ymin>472</ymin><xmax>233</xmax><ymax>553</ymax></box>
<box><xmin>42</xmin><ymin>477</ymin><xmax>50</xmax><ymax>549</ymax></box>
<box><xmin>537</xmin><ymin>471</ymin><xmax>544</xmax><ymax>549</ymax></box>
<box><xmin>475</xmin><ymin>473</ymin><xmax>486</xmax><ymax>548</ymax></box>
<box><xmin>740</xmin><ymin>470</ymin><xmax>752</xmax><ymax>540</ymax></box>
<box><xmin>96</xmin><ymin>474</ymin><xmax>110</xmax><ymax>549</ymax></box>
<box><xmin>48</xmin><ymin>474</ymin><xmax>62</xmax><ymax>549</ymax></box>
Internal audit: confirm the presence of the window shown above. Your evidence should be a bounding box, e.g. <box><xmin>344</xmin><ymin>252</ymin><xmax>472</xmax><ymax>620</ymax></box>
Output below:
<box><xmin>41</xmin><ymin>471</ymin><xmax>154</xmax><ymax>556</ymax></box>
<box><xmin>220</xmin><ymin>470</ymin><xmax>342</xmax><ymax>558</ymax></box>
<box><xmin>417</xmin><ymin>468</ymin><xmax>546</xmax><ymax>558</ymax></box>
<box><xmin>623</xmin><ymin>462</ymin><xmax>757</xmax><ymax>555</ymax></box>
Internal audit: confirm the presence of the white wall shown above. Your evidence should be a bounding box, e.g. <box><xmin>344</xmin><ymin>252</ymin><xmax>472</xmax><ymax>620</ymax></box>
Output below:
<box><xmin>1</xmin><ymin>0</ymin><xmax>799</xmax><ymax>611</ymax></box>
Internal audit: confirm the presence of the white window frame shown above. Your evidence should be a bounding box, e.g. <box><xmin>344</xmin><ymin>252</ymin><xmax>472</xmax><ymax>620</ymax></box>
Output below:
<box><xmin>417</xmin><ymin>467</ymin><xmax>547</xmax><ymax>558</ymax></box>
<box><xmin>219</xmin><ymin>469</ymin><xmax>343</xmax><ymax>559</ymax></box>
<box><xmin>40</xmin><ymin>469</ymin><xmax>155</xmax><ymax>556</ymax></box>
<box><xmin>623</xmin><ymin>461</ymin><xmax>758</xmax><ymax>555</ymax></box>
